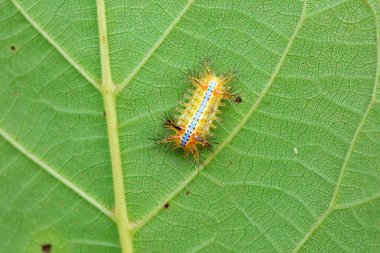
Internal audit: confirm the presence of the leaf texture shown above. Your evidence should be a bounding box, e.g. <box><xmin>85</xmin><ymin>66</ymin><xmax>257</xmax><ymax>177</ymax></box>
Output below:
<box><xmin>0</xmin><ymin>0</ymin><xmax>379</xmax><ymax>252</ymax></box>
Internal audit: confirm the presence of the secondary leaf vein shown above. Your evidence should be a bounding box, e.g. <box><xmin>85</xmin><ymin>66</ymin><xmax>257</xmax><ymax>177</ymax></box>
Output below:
<box><xmin>0</xmin><ymin>127</ymin><xmax>114</xmax><ymax>220</ymax></box>
<box><xmin>116</xmin><ymin>0</ymin><xmax>195</xmax><ymax>93</ymax></box>
<box><xmin>292</xmin><ymin>2</ymin><xmax>380</xmax><ymax>251</ymax></box>
<box><xmin>11</xmin><ymin>0</ymin><xmax>101</xmax><ymax>91</ymax></box>
<box><xmin>132</xmin><ymin>0</ymin><xmax>308</xmax><ymax>233</ymax></box>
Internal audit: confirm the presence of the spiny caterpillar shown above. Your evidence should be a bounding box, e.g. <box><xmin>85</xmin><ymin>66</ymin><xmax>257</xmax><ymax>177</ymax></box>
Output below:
<box><xmin>160</xmin><ymin>63</ymin><xmax>241</xmax><ymax>162</ymax></box>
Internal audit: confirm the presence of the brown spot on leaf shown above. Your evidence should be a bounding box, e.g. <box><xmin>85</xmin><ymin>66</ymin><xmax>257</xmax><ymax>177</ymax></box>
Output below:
<box><xmin>41</xmin><ymin>244</ymin><xmax>51</xmax><ymax>252</ymax></box>
<box><xmin>164</xmin><ymin>203</ymin><xmax>170</xmax><ymax>209</ymax></box>
<box><xmin>234</xmin><ymin>96</ymin><xmax>242</xmax><ymax>103</ymax></box>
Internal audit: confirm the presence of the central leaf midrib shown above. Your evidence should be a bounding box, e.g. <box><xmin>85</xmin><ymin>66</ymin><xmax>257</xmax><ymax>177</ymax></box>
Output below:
<box><xmin>97</xmin><ymin>0</ymin><xmax>133</xmax><ymax>251</ymax></box>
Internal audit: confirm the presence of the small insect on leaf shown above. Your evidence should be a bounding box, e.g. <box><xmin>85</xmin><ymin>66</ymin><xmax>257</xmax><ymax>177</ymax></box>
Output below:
<box><xmin>159</xmin><ymin>62</ymin><xmax>241</xmax><ymax>163</ymax></box>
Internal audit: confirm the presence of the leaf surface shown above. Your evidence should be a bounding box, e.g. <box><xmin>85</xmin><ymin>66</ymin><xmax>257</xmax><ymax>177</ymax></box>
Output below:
<box><xmin>0</xmin><ymin>0</ymin><xmax>379</xmax><ymax>252</ymax></box>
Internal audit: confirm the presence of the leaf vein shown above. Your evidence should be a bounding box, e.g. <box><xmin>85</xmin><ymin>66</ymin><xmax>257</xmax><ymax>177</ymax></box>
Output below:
<box><xmin>292</xmin><ymin>3</ymin><xmax>380</xmax><ymax>251</ymax></box>
<box><xmin>132</xmin><ymin>0</ymin><xmax>308</xmax><ymax>233</ymax></box>
<box><xmin>0</xmin><ymin>127</ymin><xmax>114</xmax><ymax>220</ymax></box>
<box><xmin>336</xmin><ymin>193</ymin><xmax>380</xmax><ymax>210</ymax></box>
<box><xmin>11</xmin><ymin>0</ymin><xmax>101</xmax><ymax>91</ymax></box>
<box><xmin>116</xmin><ymin>0</ymin><xmax>195</xmax><ymax>93</ymax></box>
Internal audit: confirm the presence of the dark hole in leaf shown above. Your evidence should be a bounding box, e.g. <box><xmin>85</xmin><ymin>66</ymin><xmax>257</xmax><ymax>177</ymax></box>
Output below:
<box><xmin>10</xmin><ymin>45</ymin><xmax>16</xmax><ymax>51</ymax></box>
<box><xmin>164</xmin><ymin>203</ymin><xmax>170</xmax><ymax>209</ymax></box>
<box><xmin>234</xmin><ymin>96</ymin><xmax>242</xmax><ymax>103</ymax></box>
<box><xmin>185</xmin><ymin>191</ymin><xmax>190</xmax><ymax>195</ymax></box>
<box><xmin>41</xmin><ymin>244</ymin><xmax>51</xmax><ymax>252</ymax></box>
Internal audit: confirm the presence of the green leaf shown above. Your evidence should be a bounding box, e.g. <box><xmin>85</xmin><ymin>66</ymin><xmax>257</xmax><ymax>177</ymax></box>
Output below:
<box><xmin>1</xmin><ymin>0</ymin><xmax>379</xmax><ymax>252</ymax></box>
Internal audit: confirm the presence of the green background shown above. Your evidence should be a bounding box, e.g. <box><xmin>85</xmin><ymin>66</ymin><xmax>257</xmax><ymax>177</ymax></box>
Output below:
<box><xmin>1</xmin><ymin>0</ymin><xmax>379</xmax><ymax>252</ymax></box>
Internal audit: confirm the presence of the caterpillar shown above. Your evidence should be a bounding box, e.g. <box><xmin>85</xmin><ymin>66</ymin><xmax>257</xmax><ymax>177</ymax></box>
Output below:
<box><xmin>160</xmin><ymin>63</ymin><xmax>241</xmax><ymax>162</ymax></box>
